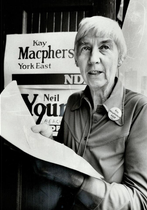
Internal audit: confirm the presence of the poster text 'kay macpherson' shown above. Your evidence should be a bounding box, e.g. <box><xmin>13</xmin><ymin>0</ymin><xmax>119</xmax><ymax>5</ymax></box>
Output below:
<box><xmin>18</xmin><ymin>45</ymin><xmax>74</xmax><ymax>63</ymax></box>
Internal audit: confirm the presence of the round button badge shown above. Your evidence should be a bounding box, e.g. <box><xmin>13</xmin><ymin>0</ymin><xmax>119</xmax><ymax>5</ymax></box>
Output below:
<box><xmin>108</xmin><ymin>107</ymin><xmax>122</xmax><ymax>121</ymax></box>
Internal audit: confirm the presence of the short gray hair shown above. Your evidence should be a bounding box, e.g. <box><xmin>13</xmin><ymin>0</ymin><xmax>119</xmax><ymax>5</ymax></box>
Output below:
<box><xmin>74</xmin><ymin>16</ymin><xmax>127</xmax><ymax>66</ymax></box>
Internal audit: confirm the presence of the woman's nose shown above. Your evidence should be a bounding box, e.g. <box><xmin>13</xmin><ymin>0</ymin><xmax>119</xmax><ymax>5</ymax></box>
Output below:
<box><xmin>89</xmin><ymin>48</ymin><xmax>101</xmax><ymax>64</ymax></box>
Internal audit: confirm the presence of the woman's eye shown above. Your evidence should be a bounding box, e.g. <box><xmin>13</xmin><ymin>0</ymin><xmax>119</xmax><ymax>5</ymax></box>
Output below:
<box><xmin>82</xmin><ymin>46</ymin><xmax>91</xmax><ymax>51</ymax></box>
<box><xmin>100</xmin><ymin>45</ymin><xmax>110</xmax><ymax>50</ymax></box>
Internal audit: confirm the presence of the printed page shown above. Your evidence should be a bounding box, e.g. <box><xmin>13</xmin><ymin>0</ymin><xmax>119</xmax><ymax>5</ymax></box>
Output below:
<box><xmin>1</xmin><ymin>81</ymin><xmax>103</xmax><ymax>180</ymax></box>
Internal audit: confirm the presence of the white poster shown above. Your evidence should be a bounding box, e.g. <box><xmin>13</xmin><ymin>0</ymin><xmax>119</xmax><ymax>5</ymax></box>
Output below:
<box><xmin>4</xmin><ymin>32</ymin><xmax>86</xmax><ymax>136</ymax></box>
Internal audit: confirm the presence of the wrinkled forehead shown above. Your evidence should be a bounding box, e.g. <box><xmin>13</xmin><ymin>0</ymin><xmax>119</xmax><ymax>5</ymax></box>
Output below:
<box><xmin>76</xmin><ymin>26</ymin><xmax>117</xmax><ymax>45</ymax></box>
<box><xmin>78</xmin><ymin>29</ymin><xmax>114</xmax><ymax>43</ymax></box>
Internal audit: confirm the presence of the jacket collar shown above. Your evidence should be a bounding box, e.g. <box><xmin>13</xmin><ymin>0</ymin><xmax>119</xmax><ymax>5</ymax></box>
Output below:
<box><xmin>103</xmin><ymin>78</ymin><xmax>125</xmax><ymax>126</ymax></box>
<box><xmin>71</xmin><ymin>77</ymin><xmax>125</xmax><ymax>126</ymax></box>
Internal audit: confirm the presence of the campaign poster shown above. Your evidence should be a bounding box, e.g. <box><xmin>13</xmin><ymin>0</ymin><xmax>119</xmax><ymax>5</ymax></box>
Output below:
<box><xmin>4</xmin><ymin>32</ymin><xmax>86</xmax><ymax>136</ymax></box>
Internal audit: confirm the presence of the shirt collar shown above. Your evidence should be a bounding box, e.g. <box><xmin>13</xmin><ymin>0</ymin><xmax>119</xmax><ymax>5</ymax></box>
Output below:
<box><xmin>103</xmin><ymin>78</ymin><xmax>125</xmax><ymax>126</ymax></box>
<box><xmin>71</xmin><ymin>77</ymin><xmax>125</xmax><ymax>126</ymax></box>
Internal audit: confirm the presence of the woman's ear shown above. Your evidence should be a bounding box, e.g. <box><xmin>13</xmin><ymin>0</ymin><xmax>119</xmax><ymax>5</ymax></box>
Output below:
<box><xmin>117</xmin><ymin>58</ymin><xmax>123</xmax><ymax>67</ymax></box>
<box><xmin>118</xmin><ymin>54</ymin><xmax>126</xmax><ymax>67</ymax></box>
<box><xmin>117</xmin><ymin>62</ymin><xmax>121</xmax><ymax>67</ymax></box>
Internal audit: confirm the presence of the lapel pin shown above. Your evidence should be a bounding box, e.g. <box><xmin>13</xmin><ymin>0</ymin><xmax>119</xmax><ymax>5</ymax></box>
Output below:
<box><xmin>108</xmin><ymin>107</ymin><xmax>122</xmax><ymax>121</ymax></box>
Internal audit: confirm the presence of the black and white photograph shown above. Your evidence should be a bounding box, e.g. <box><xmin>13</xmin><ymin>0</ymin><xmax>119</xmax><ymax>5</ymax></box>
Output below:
<box><xmin>1</xmin><ymin>0</ymin><xmax>147</xmax><ymax>209</ymax></box>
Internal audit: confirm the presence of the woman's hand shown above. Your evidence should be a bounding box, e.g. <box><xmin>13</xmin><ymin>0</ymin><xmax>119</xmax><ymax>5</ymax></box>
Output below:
<box><xmin>31</xmin><ymin>123</ymin><xmax>53</xmax><ymax>138</ymax></box>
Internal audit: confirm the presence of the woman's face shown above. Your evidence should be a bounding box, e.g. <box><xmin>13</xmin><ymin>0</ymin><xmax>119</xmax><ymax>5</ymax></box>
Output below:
<box><xmin>76</xmin><ymin>31</ymin><xmax>119</xmax><ymax>93</ymax></box>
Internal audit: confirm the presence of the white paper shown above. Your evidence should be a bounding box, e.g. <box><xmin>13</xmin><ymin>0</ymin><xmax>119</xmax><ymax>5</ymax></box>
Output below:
<box><xmin>0</xmin><ymin>81</ymin><xmax>103</xmax><ymax>180</ymax></box>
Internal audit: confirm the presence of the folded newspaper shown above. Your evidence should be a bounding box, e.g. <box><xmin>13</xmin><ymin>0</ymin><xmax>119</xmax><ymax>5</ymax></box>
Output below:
<box><xmin>1</xmin><ymin>81</ymin><xmax>103</xmax><ymax>179</ymax></box>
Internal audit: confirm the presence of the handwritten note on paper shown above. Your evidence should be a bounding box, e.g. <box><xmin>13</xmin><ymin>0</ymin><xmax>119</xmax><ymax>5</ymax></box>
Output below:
<box><xmin>0</xmin><ymin>81</ymin><xmax>103</xmax><ymax>179</ymax></box>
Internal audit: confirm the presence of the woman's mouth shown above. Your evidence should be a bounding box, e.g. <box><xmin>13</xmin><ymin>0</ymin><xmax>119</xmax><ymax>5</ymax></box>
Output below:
<box><xmin>88</xmin><ymin>70</ymin><xmax>103</xmax><ymax>75</ymax></box>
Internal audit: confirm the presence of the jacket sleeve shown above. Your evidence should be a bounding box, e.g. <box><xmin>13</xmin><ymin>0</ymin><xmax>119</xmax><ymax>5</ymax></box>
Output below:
<box><xmin>74</xmin><ymin>103</ymin><xmax>147</xmax><ymax>210</ymax></box>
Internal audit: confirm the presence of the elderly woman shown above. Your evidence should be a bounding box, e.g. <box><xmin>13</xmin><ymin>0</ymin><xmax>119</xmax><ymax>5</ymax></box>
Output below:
<box><xmin>32</xmin><ymin>16</ymin><xmax>147</xmax><ymax>209</ymax></box>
